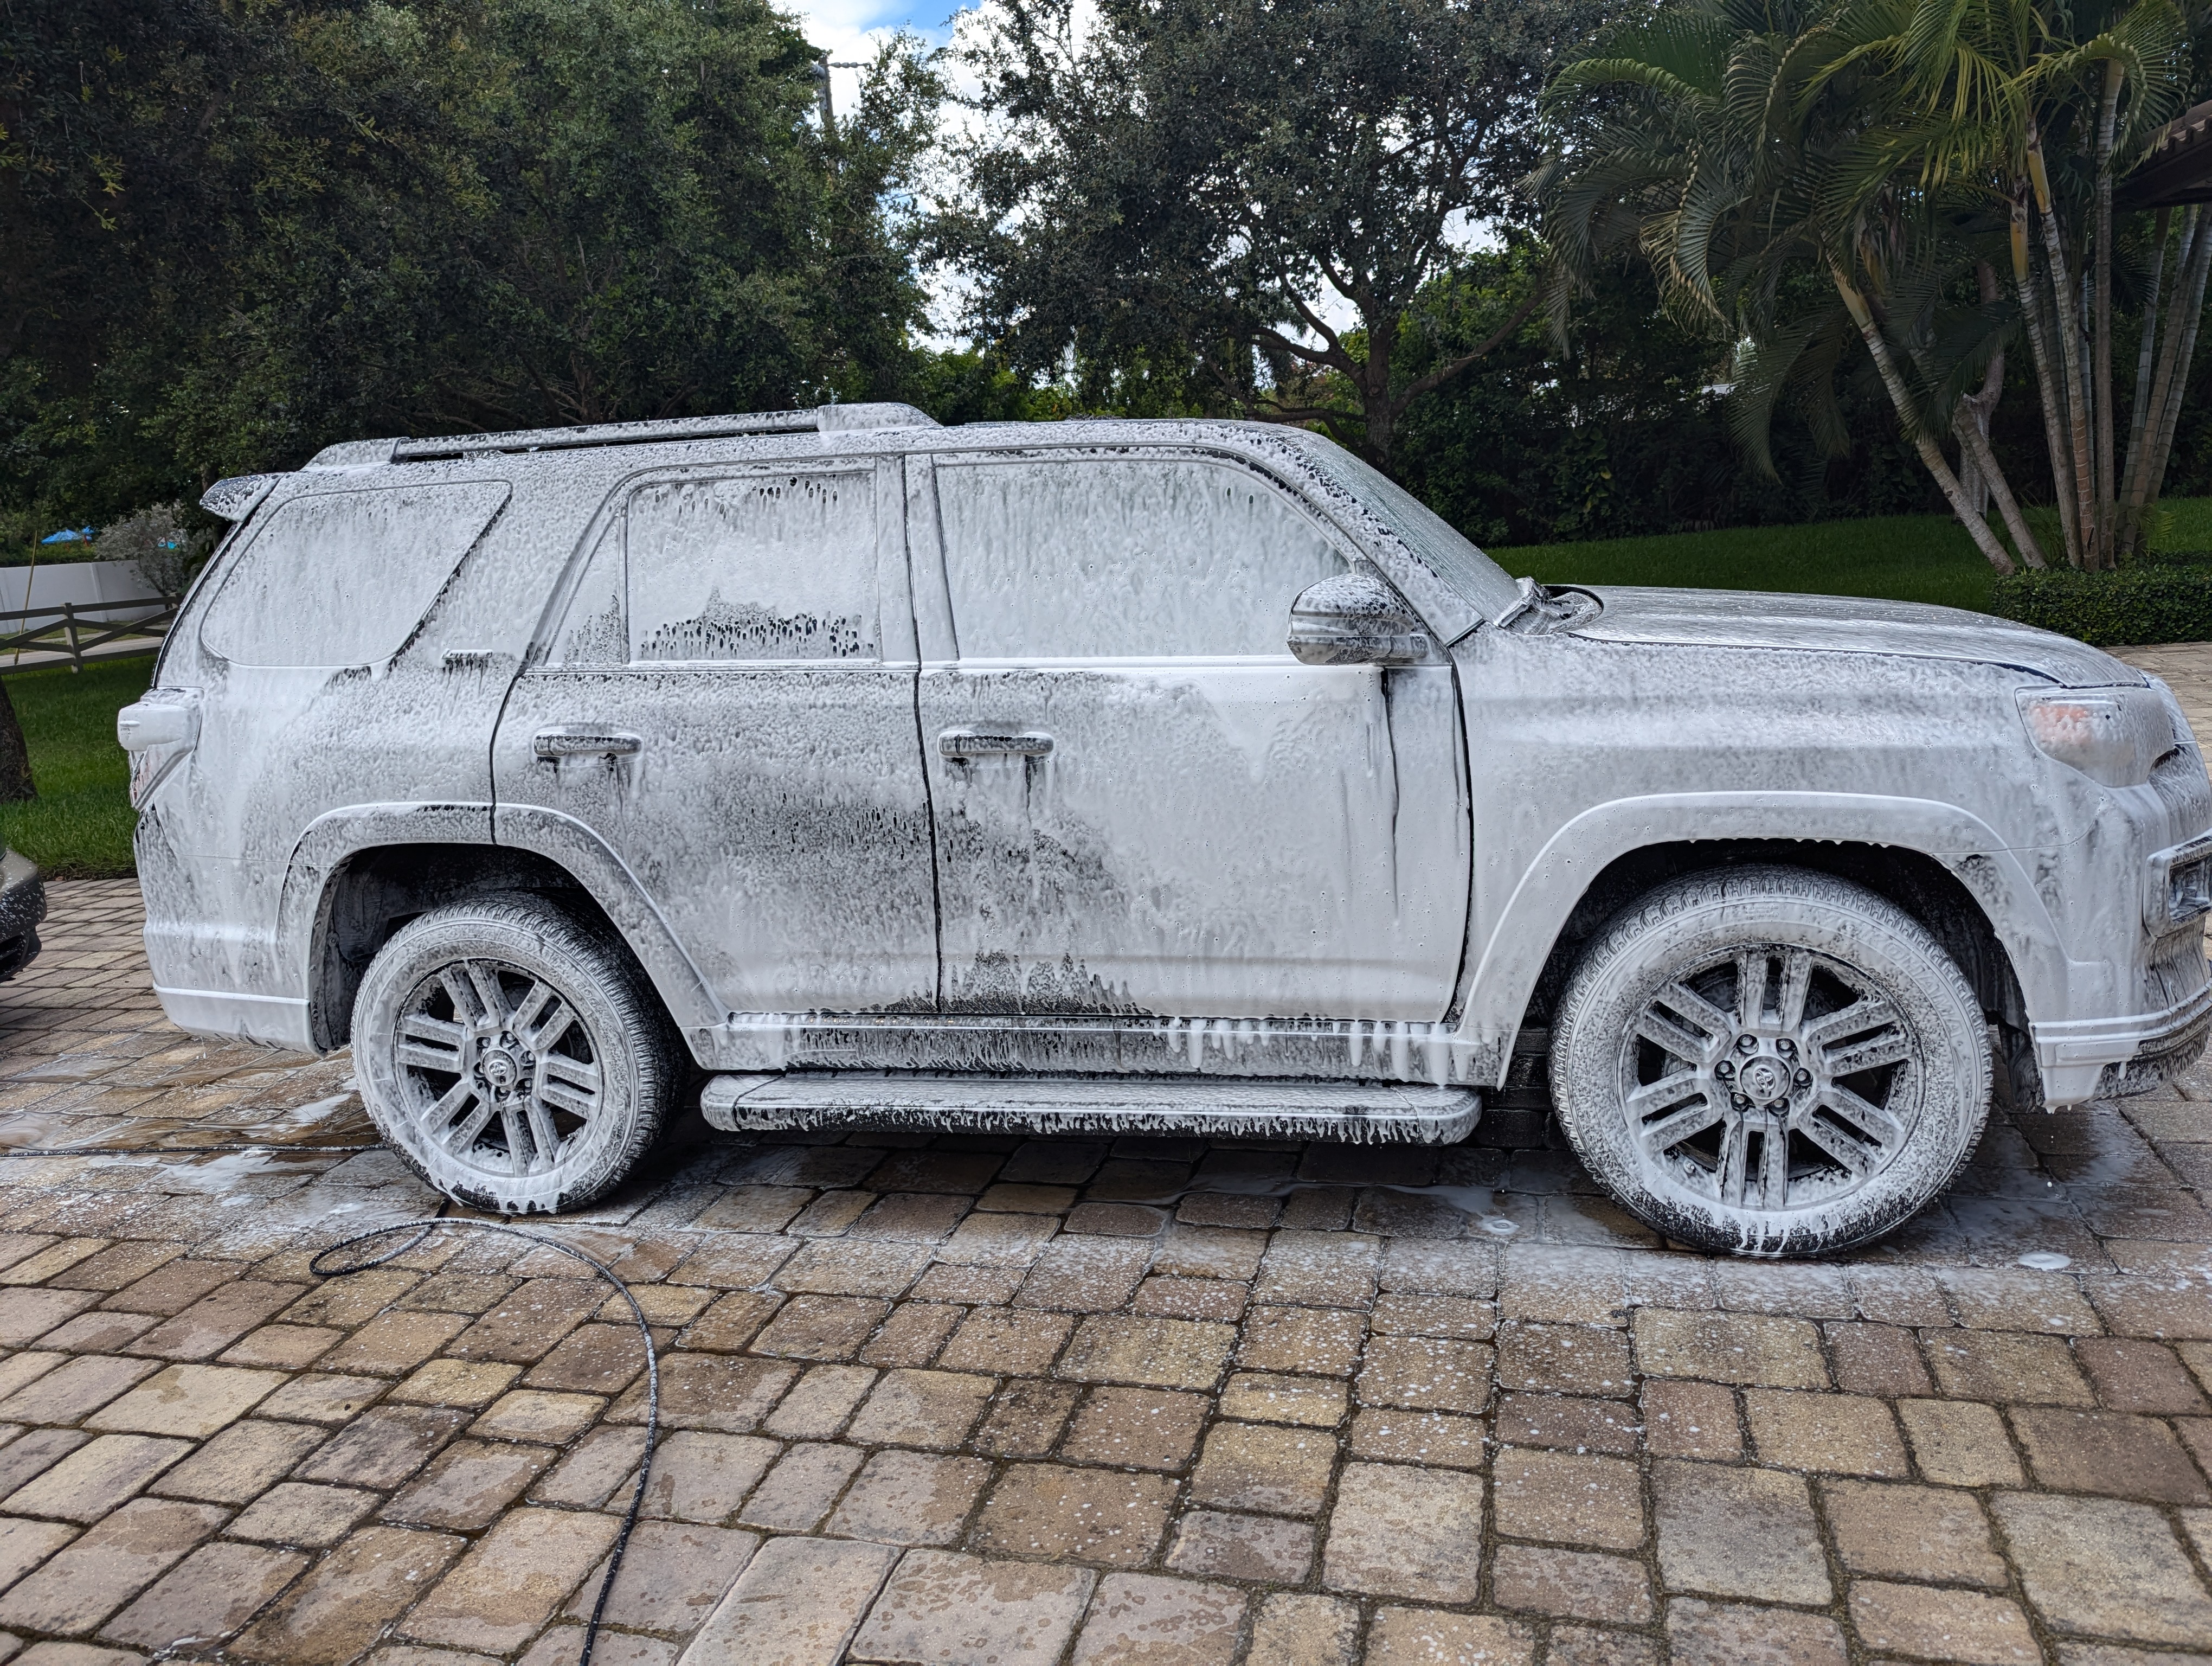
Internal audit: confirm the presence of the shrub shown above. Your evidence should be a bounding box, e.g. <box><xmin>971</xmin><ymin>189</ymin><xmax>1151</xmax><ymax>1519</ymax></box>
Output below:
<box><xmin>1986</xmin><ymin>551</ymin><xmax>2212</xmax><ymax>647</ymax></box>
<box><xmin>93</xmin><ymin>503</ymin><xmax>211</xmax><ymax>599</ymax></box>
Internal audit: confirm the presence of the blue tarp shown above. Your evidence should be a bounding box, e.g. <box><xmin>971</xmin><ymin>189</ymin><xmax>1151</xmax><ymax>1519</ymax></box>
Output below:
<box><xmin>37</xmin><ymin>528</ymin><xmax>94</xmax><ymax>544</ymax></box>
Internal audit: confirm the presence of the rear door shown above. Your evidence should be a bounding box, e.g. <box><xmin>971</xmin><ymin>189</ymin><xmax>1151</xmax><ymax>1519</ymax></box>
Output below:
<box><xmin>492</xmin><ymin>459</ymin><xmax>938</xmax><ymax>1016</ymax></box>
<box><xmin>910</xmin><ymin>448</ymin><xmax>1470</xmax><ymax>1020</ymax></box>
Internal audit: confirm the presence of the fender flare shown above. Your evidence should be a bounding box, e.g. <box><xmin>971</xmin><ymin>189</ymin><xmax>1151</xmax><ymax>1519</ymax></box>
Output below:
<box><xmin>279</xmin><ymin>802</ymin><xmax>492</xmax><ymax>984</ymax></box>
<box><xmin>277</xmin><ymin>802</ymin><xmax>724</xmax><ymax>1054</ymax></box>
<box><xmin>490</xmin><ymin>804</ymin><xmax>725</xmax><ymax>1045</ymax></box>
<box><xmin>1450</xmin><ymin>790</ymin><xmax>2079</xmax><ymax>1085</ymax></box>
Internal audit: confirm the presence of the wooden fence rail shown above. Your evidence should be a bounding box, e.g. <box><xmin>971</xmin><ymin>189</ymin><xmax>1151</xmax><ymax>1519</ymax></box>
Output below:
<box><xmin>0</xmin><ymin>597</ymin><xmax>174</xmax><ymax>674</ymax></box>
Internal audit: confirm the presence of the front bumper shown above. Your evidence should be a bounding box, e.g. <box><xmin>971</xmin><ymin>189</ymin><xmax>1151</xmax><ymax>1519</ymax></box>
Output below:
<box><xmin>0</xmin><ymin>848</ymin><xmax>46</xmax><ymax>983</ymax></box>
<box><xmin>2034</xmin><ymin>972</ymin><xmax>2212</xmax><ymax>1104</ymax></box>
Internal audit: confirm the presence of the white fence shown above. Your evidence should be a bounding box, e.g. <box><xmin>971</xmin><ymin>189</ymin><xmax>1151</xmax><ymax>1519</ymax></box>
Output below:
<box><xmin>0</xmin><ymin>560</ymin><xmax>169</xmax><ymax>624</ymax></box>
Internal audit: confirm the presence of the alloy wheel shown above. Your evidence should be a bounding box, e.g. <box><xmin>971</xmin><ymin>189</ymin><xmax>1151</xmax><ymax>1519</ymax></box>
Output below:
<box><xmin>391</xmin><ymin>957</ymin><xmax>604</xmax><ymax>1177</ymax></box>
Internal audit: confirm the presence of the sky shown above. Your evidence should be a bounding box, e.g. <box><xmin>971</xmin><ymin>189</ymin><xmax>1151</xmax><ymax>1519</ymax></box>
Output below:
<box><xmin>801</xmin><ymin>0</ymin><xmax>964</xmax><ymax>120</ymax></box>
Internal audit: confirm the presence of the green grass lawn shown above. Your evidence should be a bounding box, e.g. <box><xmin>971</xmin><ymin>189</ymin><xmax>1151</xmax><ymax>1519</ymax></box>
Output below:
<box><xmin>1490</xmin><ymin>496</ymin><xmax>2212</xmax><ymax>612</ymax></box>
<box><xmin>0</xmin><ymin>655</ymin><xmax>154</xmax><ymax>880</ymax></box>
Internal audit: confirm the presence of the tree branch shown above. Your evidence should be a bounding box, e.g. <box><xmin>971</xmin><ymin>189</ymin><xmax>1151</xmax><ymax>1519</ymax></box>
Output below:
<box><xmin>1243</xmin><ymin>396</ymin><xmax>1364</xmax><ymax>450</ymax></box>
<box><xmin>1249</xmin><ymin>321</ymin><xmax>1356</xmax><ymax>376</ymax></box>
<box><xmin>1390</xmin><ymin>288</ymin><xmax>1542</xmax><ymax>412</ymax></box>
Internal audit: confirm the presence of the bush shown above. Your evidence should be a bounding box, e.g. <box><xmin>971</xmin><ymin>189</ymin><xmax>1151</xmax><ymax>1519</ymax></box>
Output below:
<box><xmin>93</xmin><ymin>503</ymin><xmax>211</xmax><ymax>598</ymax></box>
<box><xmin>1986</xmin><ymin>552</ymin><xmax>2212</xmax><ymax>646</ymax></box>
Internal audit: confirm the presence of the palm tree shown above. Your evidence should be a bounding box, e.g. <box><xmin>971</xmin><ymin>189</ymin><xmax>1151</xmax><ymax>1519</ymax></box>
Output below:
<box><xmin>1827</xmin><ymin>0</ymin><xmax>2192</xmax><ymax>567</ymax></box>
<box><xmin>1539</xmin><ymin>0</ymin><xmax>2197</xmax><ymax>572</ymax></box>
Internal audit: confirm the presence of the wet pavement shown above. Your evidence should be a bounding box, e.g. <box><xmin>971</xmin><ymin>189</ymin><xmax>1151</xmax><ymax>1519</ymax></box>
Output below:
<box><xmin>1</xmin><ymin>881</ymin><xmax>2211</xmax><ymax>1663</ymax></box>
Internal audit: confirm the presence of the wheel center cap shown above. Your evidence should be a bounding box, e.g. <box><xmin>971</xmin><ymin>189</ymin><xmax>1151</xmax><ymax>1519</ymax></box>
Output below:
<box><xmin>479</xmin><ymin>1046</ymin><xmax>525</xmax><ymax>1092</ymax></box>
<box><xmin>1738</xmin><ymin>1055</ymin><xmax>1790</xmax><ymax>1105</ymax></box>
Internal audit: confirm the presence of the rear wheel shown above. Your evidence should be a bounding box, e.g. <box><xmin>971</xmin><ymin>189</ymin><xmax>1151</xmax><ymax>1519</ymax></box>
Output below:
<box><xmin>1549</xmin><ymin>865</ymin><xmax>1989</xmax><ymax>1255</ymax></box>
<box><xmin>354</xmin><ymin>894</ymin><xmax>680</xmax><ymax>1213</ymax></box>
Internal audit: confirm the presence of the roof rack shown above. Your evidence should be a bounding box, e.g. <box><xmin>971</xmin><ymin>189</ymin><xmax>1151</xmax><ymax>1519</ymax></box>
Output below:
<box><xmin>306</xmin><ymin>402</ymin><xmax>938</xmax><ymax>469</ymax></box>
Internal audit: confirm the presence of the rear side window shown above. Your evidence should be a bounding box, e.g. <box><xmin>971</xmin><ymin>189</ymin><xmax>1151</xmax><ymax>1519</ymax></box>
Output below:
<box><xmin>936</xmin><ymin>456</ymin><xmax>1343</xmax><ymax>659</ymax></box>
<box><xmin>626</xmin><ymin>471</ymin><xmax>878</xmax><ymax>663</ymax></box>
<box><xmin>200</xmin><ymin>482</ymin><xmax>509</xmax><ymax>667</ymax></box>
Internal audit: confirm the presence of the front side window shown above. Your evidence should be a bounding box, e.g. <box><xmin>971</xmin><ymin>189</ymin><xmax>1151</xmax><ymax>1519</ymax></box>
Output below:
<box><xmin>936</xmin><ymin>456</ymin><xmax>1345</xmax><ymax>659</ymax></box>
<box><xmin>625</xmin><ymin>471</ymin><xmax>878</xmax><ymax>663</ymax></box>
<box><xmin>200</xmin><ymin>481</ymin><xmax>509</xmax><ymax>667</ymax></box>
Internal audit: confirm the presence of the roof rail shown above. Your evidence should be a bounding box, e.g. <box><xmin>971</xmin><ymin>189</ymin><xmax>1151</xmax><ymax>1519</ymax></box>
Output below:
<box><xmin>307</xmin><ymin>402</ymin><xmax>939</xmax><ymax>469</ymax></box>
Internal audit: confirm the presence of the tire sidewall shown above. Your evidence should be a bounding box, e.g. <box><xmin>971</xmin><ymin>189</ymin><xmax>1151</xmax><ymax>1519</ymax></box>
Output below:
<box><xmin>355</xmin><ymin>899</ymin><xmax>667</xmax><ymax>1214</ymax></box>
<box><xmin>1551</xmin><ymin>868</ymin><xmax>1990</xmax><ymax>1256</ymax></box>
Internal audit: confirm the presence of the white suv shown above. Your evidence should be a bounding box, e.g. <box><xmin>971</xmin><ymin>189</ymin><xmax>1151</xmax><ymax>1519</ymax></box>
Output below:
<box><xmin>120</xmin><ymin>403</ymin><xmax>2212</xmax><ymax>1253</ymax></box>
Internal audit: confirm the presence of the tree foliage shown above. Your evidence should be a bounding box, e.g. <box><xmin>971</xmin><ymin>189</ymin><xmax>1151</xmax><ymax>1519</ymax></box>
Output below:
<box><xmin>932</xmin><ymin>0</ymin><xmax>1611</xmax><ymax>465</ymax></box>
<box><xmin>1392</xmin><ymin>244</ymin><xmax>1949</xmax><ymax>545</ymax></box>
<box><xmin>1</xmin><ymin>0</ymin><xmax>939</xmax><ymax>524</ymax></box>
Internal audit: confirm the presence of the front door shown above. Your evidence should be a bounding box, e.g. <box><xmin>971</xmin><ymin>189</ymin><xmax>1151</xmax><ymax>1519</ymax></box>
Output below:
<box><xmin>910</xmin><ymin>449</ymin><xmax>1470</xmax><ymax>1021</ymax></box>
<box><xmin>493</xmin><ymin>460</ymin><xmax>938</xmax><ymax>1017</ymax></box>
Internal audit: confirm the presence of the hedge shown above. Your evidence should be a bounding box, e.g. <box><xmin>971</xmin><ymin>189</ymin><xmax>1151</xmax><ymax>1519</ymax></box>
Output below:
<box><xmin>1986</xmin><ymin>550</ymin><xmax>2212</xmax><ymax>646</ymax></box>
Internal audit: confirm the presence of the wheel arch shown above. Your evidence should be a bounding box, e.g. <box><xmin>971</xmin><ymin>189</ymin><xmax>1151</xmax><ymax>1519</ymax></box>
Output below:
<box><xmin>1454</xmin><ymin>792</ymin><xmax>2066</xmax><ymax>1090</ymax></box>
<box><xmin>280</xmin><ymin>805</ymin><xmax>723</xmax><ymax>1054</ymax></box>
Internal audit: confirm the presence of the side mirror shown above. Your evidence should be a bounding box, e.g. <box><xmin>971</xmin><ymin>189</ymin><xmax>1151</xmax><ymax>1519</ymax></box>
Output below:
<box><xmin>1287</xmin><ymin>572</ymin><xmax>1430</xmax><ymax>667</ymax></box>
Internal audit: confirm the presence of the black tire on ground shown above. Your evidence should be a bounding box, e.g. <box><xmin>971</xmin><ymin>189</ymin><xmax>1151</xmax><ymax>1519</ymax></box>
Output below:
<box><xmin>1549</xmin><ymin>864</ymin><xmax>1990</xmax><ymax>1257</ymax></box>
<box><xmin>353</xmin><ymin>893</ymin><xmax>682</xmax><ymax>1214</ymax></box>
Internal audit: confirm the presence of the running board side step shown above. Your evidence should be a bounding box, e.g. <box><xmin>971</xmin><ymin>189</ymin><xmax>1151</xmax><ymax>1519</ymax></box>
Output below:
<box><xmin>699</xmin><ymin>1073</ymin><xmax>1481</xmax><ymax>1144</ymax></box>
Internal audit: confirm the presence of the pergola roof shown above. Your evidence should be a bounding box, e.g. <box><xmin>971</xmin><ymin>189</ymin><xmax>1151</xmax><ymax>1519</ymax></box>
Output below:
<box><xmin>2122</xmin><ymin>99</ymin><xmax>2212</xmax><ymax>209</ymax></box>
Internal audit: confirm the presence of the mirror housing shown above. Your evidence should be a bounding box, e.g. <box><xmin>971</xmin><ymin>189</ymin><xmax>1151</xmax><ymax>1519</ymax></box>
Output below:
<box><xmin>1287</xmin><ymin>572</ymin><xmax>1430</xmax><ymax>667</ymax></box>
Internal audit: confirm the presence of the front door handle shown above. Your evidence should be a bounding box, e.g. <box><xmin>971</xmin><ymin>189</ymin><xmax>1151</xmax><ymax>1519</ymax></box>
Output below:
<box><xmin>938</xmin><ymin>728</ymin><xmax>1054</xmax><ymax>760</ymax></box>
<box><xmin>535</xmin><ymin>726</ymin><xmax>644</xmax><ymax>759</ymax></box>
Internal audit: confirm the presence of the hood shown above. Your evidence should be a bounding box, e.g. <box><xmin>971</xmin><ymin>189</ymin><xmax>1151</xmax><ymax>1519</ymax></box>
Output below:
<box><xmin>1567</xmin><ymin>586</ymin><xmax>2143</xmax><ymax>689</ymax></box>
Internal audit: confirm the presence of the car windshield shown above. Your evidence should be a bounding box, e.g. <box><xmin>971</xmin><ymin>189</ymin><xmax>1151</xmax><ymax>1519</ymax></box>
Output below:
<box><xmin>1274</xmin><ymin>430</ymin><xmax>1522</xmax><ymax>625</ymax></box>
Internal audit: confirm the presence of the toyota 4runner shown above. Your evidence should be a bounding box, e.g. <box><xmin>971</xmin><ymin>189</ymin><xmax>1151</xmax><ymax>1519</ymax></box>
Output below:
<box><xmin>119</xmin><ymin>403</ymin><xmax>2212</xmax><ymax>1254</ymax></box>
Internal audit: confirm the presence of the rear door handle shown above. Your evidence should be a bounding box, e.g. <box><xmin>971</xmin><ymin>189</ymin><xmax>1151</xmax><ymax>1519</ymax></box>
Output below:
<box><xmin>535</xmin><ymin>726</ymin><xmax>643</xmax><ymax>759</ymax></box>
<box><xmin>938</xmin><ymin>728</ymin><xmax>1054</xmax><ymax>760</ymax></box>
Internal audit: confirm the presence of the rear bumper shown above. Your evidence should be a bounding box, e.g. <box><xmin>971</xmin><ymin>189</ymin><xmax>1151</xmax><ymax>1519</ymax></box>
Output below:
<box><xmin>0</xmin><ymin>848</ymin><xmax>45</xmax><ymax>982</ymax></box>
<box><xmin>2033</xmin><ymin>972</ymin><xmax>2212</xmax><ymax>1104</ymax></box>
<box><xmin>151</xmin><ymin>984</ymin><xmax>314</xmax><ymax>1051</ymax></box>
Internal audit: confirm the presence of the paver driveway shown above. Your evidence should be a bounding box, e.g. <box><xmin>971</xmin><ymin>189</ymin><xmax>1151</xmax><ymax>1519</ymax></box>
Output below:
<box><xmin>12</xmin><ymin>764</ymin><xmax>2212</xmax><ymax>1666</ymax></box>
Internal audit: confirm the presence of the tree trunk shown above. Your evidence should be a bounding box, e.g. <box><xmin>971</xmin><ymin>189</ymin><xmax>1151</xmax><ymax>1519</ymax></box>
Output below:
<box><xmin>1957</xmin><ymin>264</ymin><xmax>2005</xmax><ymax>517</ymax></box>
<box><xmin>1955</xmin><ymin>407</ymin><xmax>2046</xmax><ymax>569</ymax></box>
<box><xmin>0</xmin><ymin>680</ymin><xmax>32</xmax><ymax>805</ymax></box>
<box><xmin>2119</xmin><ymin>206</ymin><xmax>2174</xmax><ymax>555</ymax></box>
<box><xmin>1361</xmin><ymin>313</ymin><xmax>1398</xmax><ymax>466</ymax></box>
<box><xmin>1832</xmin><ymin>265</ymin><xmax>2016</xmax><ymax>575</ymax></box>
<box><xmin>2030</xmin><ymin>129</ymin><xmax>2102</xmax><ymax>566</ymax></box>
<box><xmin>2145</xmin><ymin>217</ymin><xmax>2212</xmax><ymax>511</ymax></box>
<box><xmin>2093</xmin><ymin>64</ymin><xmax>2122</xmax><ymax>556</ymax></box>
<box><xmin>2132</xmin><ymin>207</ymin><xmax>2204</xmax><ymax>528</ymax></box>
<box><xmin>2014</xmin><ymin>187</ymin><xmax>2083</xmax><ymax>567</ymax></box>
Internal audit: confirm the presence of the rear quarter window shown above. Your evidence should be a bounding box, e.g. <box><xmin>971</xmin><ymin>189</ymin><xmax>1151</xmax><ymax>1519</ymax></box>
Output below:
<box><xmin>198</xmin><ymin>480</ymin><xmax>510</xmax><ymax>668</ymax></box>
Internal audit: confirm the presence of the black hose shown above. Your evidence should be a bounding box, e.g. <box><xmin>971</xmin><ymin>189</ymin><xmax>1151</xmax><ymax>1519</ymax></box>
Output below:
<box><xmin>308</xmin><ymin>1217</ymin><xmax>660</xmax><ymax>1666</ymax></box>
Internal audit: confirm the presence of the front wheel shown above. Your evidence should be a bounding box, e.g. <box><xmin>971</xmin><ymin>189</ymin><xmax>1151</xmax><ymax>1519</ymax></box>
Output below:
<box><xmin>1549</xmin><ymin>865</ymin><xmax>1990</xmax><ymax>1257</ymax></box>
<box><xmin>354</xmin><ymin>894</ymin><xmax>681</xmax><ymax>1214</ymax></box>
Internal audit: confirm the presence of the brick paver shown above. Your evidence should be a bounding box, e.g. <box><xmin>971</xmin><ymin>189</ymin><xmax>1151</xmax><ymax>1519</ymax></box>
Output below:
<box><xmin>4</xmin><ymin>868</ymin><xmax>2212</xmax><ymax>1661</ymax></box>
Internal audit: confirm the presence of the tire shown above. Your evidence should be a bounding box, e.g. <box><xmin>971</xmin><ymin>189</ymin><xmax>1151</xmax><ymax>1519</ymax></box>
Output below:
<box><xmin>353</xmin><ymin>894</ymin><xmax>682</xmax><ymax>1214</ymax></box>
<box><xmin>1549</xmin><ymin>865</ymin><xmax>1990</xmax><ymax>1257</ymax></box>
